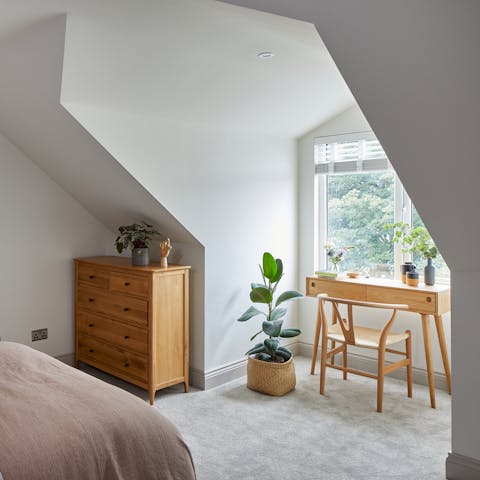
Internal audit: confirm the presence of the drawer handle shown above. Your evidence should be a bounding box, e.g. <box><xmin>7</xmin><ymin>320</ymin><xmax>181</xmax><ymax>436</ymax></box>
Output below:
<box><xmin>426</xmin><ymin>297</ymin><xmax>432</xmax><ymax>303</ymax></box>
<box><xmin>123</xmin><ymin>307</ymin><xmax>130</xmax><ymax>312</ymax></box>
<box><xmin>124</xmin><ymin>282</ymin><xmax>131</xmax><ymax>287</ymax></box>
<box><xmin>88</xmin><ymin>323</ymin><xmax>94</xmax><ymax>327</ymax></box>
<box><xmin>89</xmin><ymin>348</ymin><xmax>94</xmax><ymax>353</ymax></box>
<box><xmin>88</xmin><ymin>298</ymin><xmax>95</xmax><ymax>302</ymax></box>
<box><xmin>124</xmin><ymin>363</ymin><xmax>130</xmax><ymax>367</ymax></box>
<box><xmin>124</xmin><ymin>335</ymin><xmax>130</xmax><ymax>340</ymax></box>
<box><xmin>311</xmin><ymin>282</ymin><xmax>315</xmax><ymax>287</ymax></box>
<box><xmin>89</xmin><ymin>275</ymin><xmax>95</xmax><ymax>279</ymax></box>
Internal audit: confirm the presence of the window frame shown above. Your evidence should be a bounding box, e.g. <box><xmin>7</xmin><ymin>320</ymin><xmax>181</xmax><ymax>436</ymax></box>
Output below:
<box><xmin>315</xmin><ymin>132</ymin><xmax>449</xmax><ymax>284</ymax></box>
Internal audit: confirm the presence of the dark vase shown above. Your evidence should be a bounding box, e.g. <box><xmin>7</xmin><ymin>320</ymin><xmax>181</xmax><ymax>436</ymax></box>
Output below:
<box><xmin>400</xmin><ymin>262</ymin><xmax>416</xmax><ymax>284</ymax></box>
<box><xmin>132</xmin><ymin>247</ymin><xmax>149</xmax><ymax>266</ymax></box>
<box><xmin>424</xmin><ymin>258</ymin><xmax>435</xmax><ymax>286</ymax></box>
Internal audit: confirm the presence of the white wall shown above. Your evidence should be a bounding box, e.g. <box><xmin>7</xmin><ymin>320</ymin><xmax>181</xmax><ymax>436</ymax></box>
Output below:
<box><xmin>0</xmin><ymin>130</ymin><xmax>114</xmax><ymax>357</ymax></box>
<box><xmin>297</xmin><ymin>104</ymin><xmax>451</xmax><ymax>375</ymax></box>
<box><xmin>62</xmin><ymin>105</ymin><xmax>298</xmax><ymax>374</ymax></box>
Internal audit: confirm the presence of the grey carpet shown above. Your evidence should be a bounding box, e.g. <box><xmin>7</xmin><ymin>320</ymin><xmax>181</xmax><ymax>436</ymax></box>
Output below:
<box><xmin>82</xmin><ymin>357</ymin><xmax>450</xmax><ymax>480</ymax></box>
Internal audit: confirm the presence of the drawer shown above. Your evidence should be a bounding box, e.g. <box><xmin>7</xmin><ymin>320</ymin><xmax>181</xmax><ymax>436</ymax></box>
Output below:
<box><xmin>367</xmin><ymin>286</ymin><xmax>436</xmax><ymax>313</ymax></box>
<box><xmin>77</xmin><ymin>287</ymin><xmax>148</xmax><ymax>327</ymax></box>
<box><xmin>307</xmin><ymin>278</ymin><xmax>366</xmax><ymax>301</ymax></box>
<box><xmin>77</xmin><ymin>265</ymin><xmax>109</xmax><ymax>290</ymax></box>
<box><xmin>77</xmin><ymin>311</ymin><xmax>148</xmax><ymax>355</ymax></box>
<box><xmin>78</xmin><ymin>335</ymin><xmax>147</xmax><ymax>383</ymax></box>
<box><xmin>110</xmin><ymin>273</ymin><xmax>148</xmax><ymax>298</ymax></box>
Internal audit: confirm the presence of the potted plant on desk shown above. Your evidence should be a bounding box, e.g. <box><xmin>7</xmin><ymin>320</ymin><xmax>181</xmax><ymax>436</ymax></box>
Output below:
<box><xmin>384</xmin><ymin>221</ymin><xmax>438</xmax><ymax>285</ymax></box>
<box><xmin>237</xmin><ymin>252</ymin><xmax>303</xmax><ymax>396</ymax></box>
<box><xmin>115</xmin><ymin>222</ymin><xmax>161</xmax><ymax>266</ymax></box>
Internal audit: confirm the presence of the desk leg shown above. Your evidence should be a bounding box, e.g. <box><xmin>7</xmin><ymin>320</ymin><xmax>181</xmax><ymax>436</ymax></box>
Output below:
<box><xmin>434</xmin><ymin>314</ymin><xmax>452</xmax><ymax>394</ymax></box>
<box><xmin>421</xmin><ymin>314</ymin><xmax>436</xmax><ymax>409</ymax></box>
<box><xmin>310</xmin><ymin>302</ymin><xmax>322</xmax><ymax>375</ymax></box>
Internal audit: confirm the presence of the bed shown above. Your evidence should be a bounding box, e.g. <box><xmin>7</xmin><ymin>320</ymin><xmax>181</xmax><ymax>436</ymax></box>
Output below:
<box><xmin>0</xmin><ymin>342</ymin><xmax>196</xmax><ymax>480</ymax></box>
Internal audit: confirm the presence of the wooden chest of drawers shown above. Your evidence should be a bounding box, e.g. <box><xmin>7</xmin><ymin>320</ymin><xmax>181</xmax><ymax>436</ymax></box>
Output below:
<box><xmin>74</xmin><ymin>256</ymin><xmax>190</xmax><ymax>404</ymax></box>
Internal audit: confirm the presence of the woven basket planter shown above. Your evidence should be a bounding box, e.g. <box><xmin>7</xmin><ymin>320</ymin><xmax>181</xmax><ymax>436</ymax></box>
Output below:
<box><xmin>247</xmin><ymin>355</ymin><xmax>296</xmax><ymax>396</ymax></box>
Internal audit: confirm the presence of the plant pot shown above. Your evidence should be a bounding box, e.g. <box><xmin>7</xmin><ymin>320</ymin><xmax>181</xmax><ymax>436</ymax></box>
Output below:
<box><xmin>247</xmin><ymin>355</ymin><xmax>296</xmax><ymax>396</ymax></box>
<box><xmin>132</xmin><ymin>247</ymin><xmax>149</xmax><ymax>266</ymax></box>
<box><xmin>400</xmin><ymin>262</ymin><xmax>416</xmax><ymax>284</ymax></box>
<box><xmin>424</xmin><ymin>258</ymin><xmax>435</xmax><ymax>286</ymax></box>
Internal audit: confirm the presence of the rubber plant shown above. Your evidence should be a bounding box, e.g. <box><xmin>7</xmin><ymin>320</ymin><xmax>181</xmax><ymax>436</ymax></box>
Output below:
<box><xmin>237</xmin><ymin>252</ymin><xmax>303</xmax><ymax>363</ymax></box>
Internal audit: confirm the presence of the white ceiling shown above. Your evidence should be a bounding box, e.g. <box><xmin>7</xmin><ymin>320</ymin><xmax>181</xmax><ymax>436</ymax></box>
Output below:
<box><xmin>0</xmin><ymin>0</ymin><xmax>354</xmax><ymax>137</ymax></box>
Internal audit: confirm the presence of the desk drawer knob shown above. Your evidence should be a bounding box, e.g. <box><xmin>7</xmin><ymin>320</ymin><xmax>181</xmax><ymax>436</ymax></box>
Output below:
<box><xmin>88</xmin><ymin>298</ymin><xmax>95</xmax><ymax>302</ymax></box>
<box><xmin>124</xmin><ymin>282</ymin><xmax>131</xmax><ymax>287</ymax></box>
<box><xmin>311</xmin><ymin>282</ymin><xmax>316</xmax><ymax>288</ymax></box>
<box><xmin>89</xmin><ymin>275</ymin><xmax>95</xmax><ymax>279</ymax></box>
<box><xmin>89</xmin><ymin>348</ymin><xmax>94</xmax><ymax>353</ymax></box>
<box><xmin>124</xmin><ymin>363</ymin><xmax>130</xmax><ymax>368</ymax></box>
<box><xmin>124</xmin><ymin>335</ymin><xmax>130</xmax><ymax>340</ymax></box>
<box><xmin>123</xmin><ymin>307</ymin><xmax>130</xmax><ymax>312</ymax></box>
<box><xmin>426</xmin><ymin>297</ymin><xmax>432</xmax><ymax>303</ymax></box>
<box><xmin>88</xmin><ymin>323</ymin><xmax>94</xmax><ymax>327</ymax></box>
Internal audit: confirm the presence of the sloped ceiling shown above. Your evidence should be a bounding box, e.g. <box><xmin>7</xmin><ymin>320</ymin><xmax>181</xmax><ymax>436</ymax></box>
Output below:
<box><xmin>0</xmin><ymin>0</ymin><xmax>353</xmax><ymax>138</ymax></box>
<box><xmin>223</xmin><ymin>0</ymin><xmax>480</xmax><ymax>272</ymax></box>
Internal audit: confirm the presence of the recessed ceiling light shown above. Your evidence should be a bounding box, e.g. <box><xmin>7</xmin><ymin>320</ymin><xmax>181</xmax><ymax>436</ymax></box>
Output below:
<box><xmin>257</xmin><ymin>51</ymin><xmax>275</xmax><ymax>59</ymax></box>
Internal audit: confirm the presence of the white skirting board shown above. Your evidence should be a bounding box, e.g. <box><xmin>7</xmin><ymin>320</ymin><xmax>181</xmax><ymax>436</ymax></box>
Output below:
<box><xmin>56</xmin><ymin>341</ymin><xmax>447</xmax><ymax>392</ymax></box>
<box><xmin>446</xmin><ymin>453</ymin><xmax>480</xmax><ymax>479</ymax></box>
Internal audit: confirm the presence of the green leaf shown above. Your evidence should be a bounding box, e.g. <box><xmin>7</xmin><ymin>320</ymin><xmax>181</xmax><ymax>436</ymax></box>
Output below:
<box><xmin>246</xmin><ymin>343</ymin><xmax>266</xmax><ymax>356</ymax></box>
<box><xmin>262</xmin><ymin>252</ymin><xmax>277</xmax><ymax>282</ymax></box>
<box><xmin>237</xmin><ymin>306</ymin><xmax>265</xmax><ymax>322</ymax></box>
<box><xmin>262</xmin><ymin>320</ymin><xmax>283</xmax><ymax>337</ymax></box>
<box><xmin>250</xmin><ymin>287</ymin><xmax>273</xmax><ymax>304</ymax></box>
<box><xmin>256</xmin><ymin>353</ymin><xmax>272</xmax><ymax>361</ymax></box>
<box><xmin>264</xmin><ymin>338</ymin><xmax>279</xmax><ymax>355</ymax></box>
<box><xmin>275</xmin><ymin>349</ymin><xmax>291</xmax><ymax>361</ymax></box>
<box><xmin>275</xmin><ymin>290</ymin><xmax>303</xmax><ymax>307</ymax></box>
<box><xmin>279</xmin><ymin>328</ymin><xmax>301</xmax><ymax>338</ymax></box>
<box><xmin>270</xmin><ymin>307</ymin><xmax>287</xmax><ymax>322</ymax></box>
<box><xmin>271</xmin><ymin>259</ymin><xmax>283</xmax><ymax>283</ymax></box>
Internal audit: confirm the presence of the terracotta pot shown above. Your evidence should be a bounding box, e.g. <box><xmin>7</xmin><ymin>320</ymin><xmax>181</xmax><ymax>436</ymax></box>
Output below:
<box><xmin>247</xmin><ymin>355</ymin><xmax>296</xmax><ymax>396</ymax></box>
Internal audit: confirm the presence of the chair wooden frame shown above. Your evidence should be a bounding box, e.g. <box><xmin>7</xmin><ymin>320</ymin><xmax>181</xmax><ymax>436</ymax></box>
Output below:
<box><xmin>317</xmin><ymin>294</ymin><xmax>413</xmax><ymax>412</ymax></box>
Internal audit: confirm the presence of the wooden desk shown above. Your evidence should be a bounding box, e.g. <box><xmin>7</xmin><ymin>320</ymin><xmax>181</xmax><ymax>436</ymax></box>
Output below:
<box><xmin>306</xmin><ymin>275</ymin><xmax>451</xmax><ymax>408</ymax></box>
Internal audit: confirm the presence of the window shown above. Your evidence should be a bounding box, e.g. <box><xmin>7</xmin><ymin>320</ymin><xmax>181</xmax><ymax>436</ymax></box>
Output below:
<box><xmin>315</xmin><ymin>132</ymin><xmax>449</xmax><ymax>282</ymax></box>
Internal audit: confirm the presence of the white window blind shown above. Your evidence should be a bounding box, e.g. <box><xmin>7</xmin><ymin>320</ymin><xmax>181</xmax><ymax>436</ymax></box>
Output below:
<box><xmin>315</xmin><ymin>132</ymin><xmax>391</xmax><ymax>175</ymax></box>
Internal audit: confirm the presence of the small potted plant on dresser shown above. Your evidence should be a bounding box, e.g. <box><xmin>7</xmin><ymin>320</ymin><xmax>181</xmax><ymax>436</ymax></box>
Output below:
<box><xmin>115</xmin><ymin>222</ymin><xmax>161</xmax><ymax>266</ymax></box>
<box><xmin>237</xmin><ymin>252</ymin><xmax>303</xmax><ymax>396</ymax></box>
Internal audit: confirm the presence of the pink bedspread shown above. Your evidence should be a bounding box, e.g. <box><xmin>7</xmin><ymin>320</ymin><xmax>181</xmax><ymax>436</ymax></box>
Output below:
<box><xmin>0</xmin><ymin>342</ymin><xmax>195</xmax><ymax>480</ymax></box>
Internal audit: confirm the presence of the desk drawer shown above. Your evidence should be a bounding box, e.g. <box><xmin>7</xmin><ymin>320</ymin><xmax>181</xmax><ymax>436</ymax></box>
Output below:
<box><xmin>77</xmin><ymin>311</ymin><xmax>148</xmax><ymax>355</ymax></box>
<box><xmin>78</xmin><ymin>334</ymin><xmax>147</xmax><ymax>383</ymax></box>
<box><xmin>77</xmin><ymin>265</ymin><xmax>109</xmax><ymax>290</ymax></box>
<box><xmin>307</xmin><ymin>278</ymin><xmax>366</xmax><ymax>301</ymax></box>
<box><xmin>367</xmin><ymin>286</ymin><xmax>436</xmax><ymax>313</ymax></box>
<box><xmin>77</xmin><ymin>287</ymin><xmax>148</xmax><ymax>327</ymax></box>
<box><xmin>110</xmin><ymin>273</ymin><xmax>149</xmax><ymax>298</ymax></box>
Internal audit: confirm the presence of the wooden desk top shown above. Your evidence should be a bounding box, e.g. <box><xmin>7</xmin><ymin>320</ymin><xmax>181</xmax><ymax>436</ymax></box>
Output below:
<box><xmin>306</xmin><ymin>274</ymin><xmax>450</xmax><ymax>315</ymax></box>
<box><xmin>306</xmin><ymin>275</ymin><xmax>450</xmax><ymax>294</ymax></box>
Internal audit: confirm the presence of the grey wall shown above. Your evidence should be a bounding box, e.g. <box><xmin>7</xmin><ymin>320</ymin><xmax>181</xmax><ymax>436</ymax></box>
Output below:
<box><xmin>0</xmin><ymin>130</ymin><xmax>114</xmax><ymax>356</ymax></box>
<box><xmin>225</xmin><ymin>0</ymin><xmax>480</xmax><ymax>466</ymax></box>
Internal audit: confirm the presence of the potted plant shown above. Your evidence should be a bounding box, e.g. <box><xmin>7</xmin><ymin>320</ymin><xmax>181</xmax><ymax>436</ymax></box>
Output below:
<box><xmin>237</xmin><ymin>252</ymin><xmax>303</xmax><ymax>396</ymax></box>
<box><xmin>115</xmin><ymin>222</ymin><xmax>161</xmax><ymax>266</ymax></box>
<box><xmin>384</xmin><ymin>221</ymin><xmax>438</xmax><ymax>285</ymax></box>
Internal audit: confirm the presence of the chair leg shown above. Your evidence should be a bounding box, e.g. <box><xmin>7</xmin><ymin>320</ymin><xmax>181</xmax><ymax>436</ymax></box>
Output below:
<box><xmin>343</xmin><ymin>344</ymin><xmax>348</xmax><ymax>380</ymax></box>
<box><xmin>377</xmin><ymin>348</ymin><xmax>385</xmax><ymax>413</ymax></box>
<box><xmin>406</xmin><ymin>330</ymin><xmax>413</xmax><ymax>398</ymax></box>
<box><xmin>319</xmin><ymin>335</ymin><xmax>328</xmax><ymax>395</ymax></box>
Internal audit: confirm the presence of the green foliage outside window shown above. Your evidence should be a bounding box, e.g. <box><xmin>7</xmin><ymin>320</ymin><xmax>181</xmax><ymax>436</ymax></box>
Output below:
<box><xmin>327</xmin><ymin>172</ymin><xmax>395</xmax><ymax>277</ymax></box>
